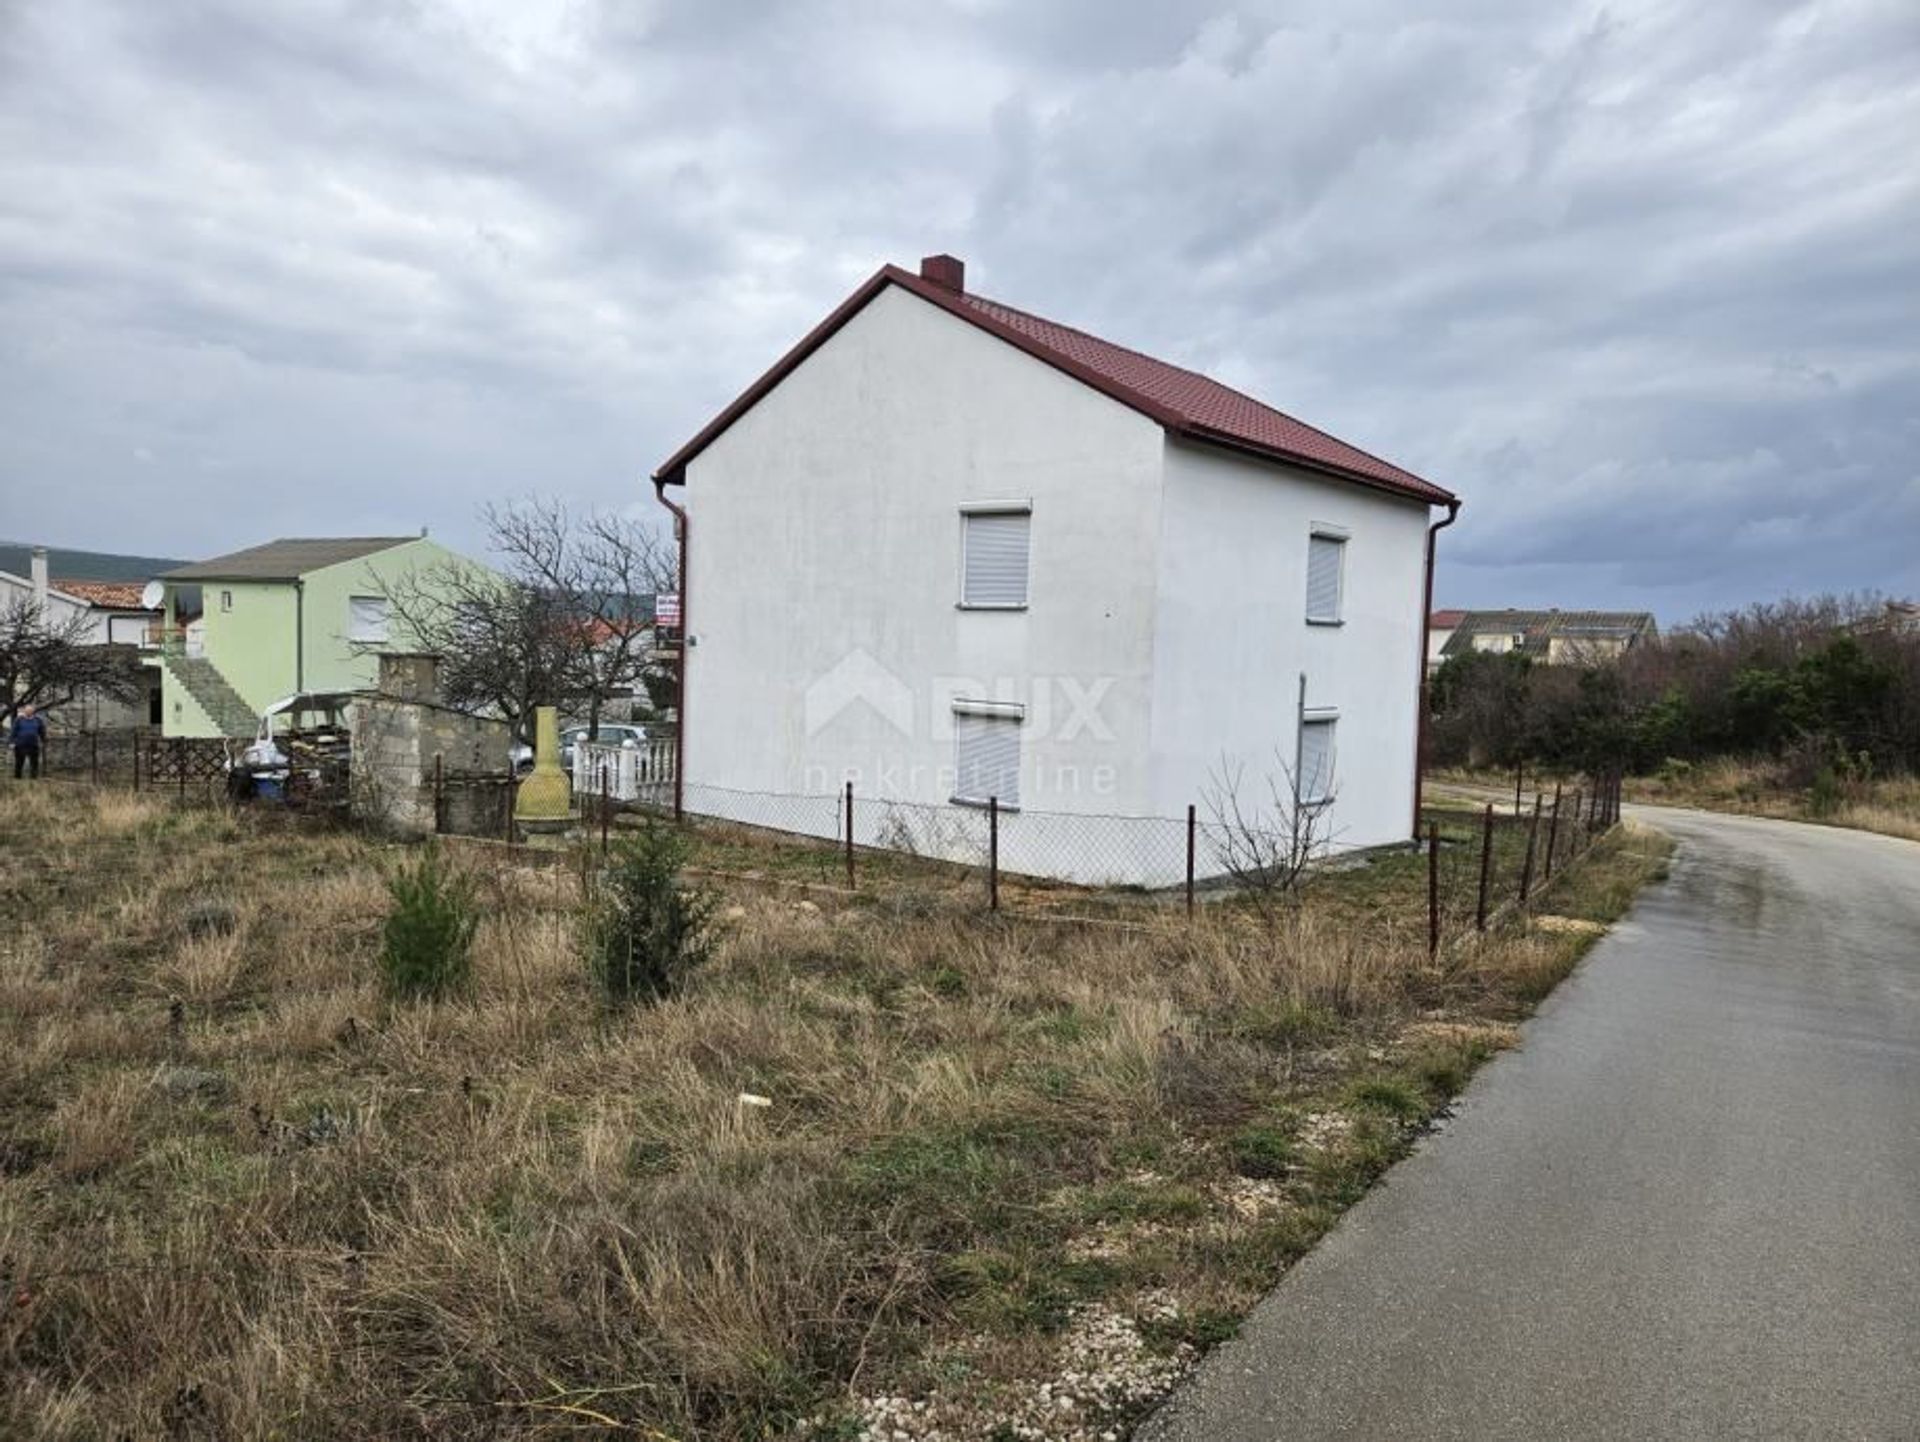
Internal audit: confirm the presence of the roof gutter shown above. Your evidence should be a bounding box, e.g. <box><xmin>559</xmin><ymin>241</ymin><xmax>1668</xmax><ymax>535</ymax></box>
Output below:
<box><xmin>1412</xmin><ymin>498</ymin><xmax>1462</xmax><ymax>839</ymax></box>
<box><xmin>651</xmin><ymin>476</ymin><xmax>688</xmax><ymax>820</ymax></box>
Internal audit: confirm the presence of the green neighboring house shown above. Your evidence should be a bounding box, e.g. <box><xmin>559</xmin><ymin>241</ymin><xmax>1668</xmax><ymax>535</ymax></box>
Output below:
<box><xmin>150</xmin><ymin>536</ymin><xmax>478</xmax><ymax>738</ymax></box>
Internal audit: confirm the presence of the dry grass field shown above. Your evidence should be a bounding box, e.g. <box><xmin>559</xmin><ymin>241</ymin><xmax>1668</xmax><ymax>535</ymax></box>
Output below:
<box><xmin>0</xmin><ymin>783</ymin><xmax>1668</xmax><ymax>1440</ymax></box>
<box><xmin>1435</xmin><ymin>760</ymin><xmax>1920</xmax><ymax>845</ymax></box>
<box><xmin>1620</xmin><ymin>757</ymin><xmax>1920</xmax><ymax>842</ymax></box>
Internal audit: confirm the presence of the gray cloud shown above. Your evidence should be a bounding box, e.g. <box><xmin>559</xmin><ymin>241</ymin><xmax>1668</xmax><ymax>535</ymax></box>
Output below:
<box><xmin>1</xmin><ymin>0</ymin><xmax>1915</xmax><ymax>620</ymax></box>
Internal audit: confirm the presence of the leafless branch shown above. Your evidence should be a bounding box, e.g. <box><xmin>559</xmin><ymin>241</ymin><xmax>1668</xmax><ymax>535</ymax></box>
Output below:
<box><xmin>0</xmin><ymin>597</ymin><xmax>145</xmax><ymax>726</ymax></box>
<box><xmin>1201</xmin><ymin>751</ymin><xmax>1337</xmax><ymax>917</ymax></box>
<box><xmin>375</xmin><ymin>503</ymin><xmax>677</xmax><ymax>740</ymax></box>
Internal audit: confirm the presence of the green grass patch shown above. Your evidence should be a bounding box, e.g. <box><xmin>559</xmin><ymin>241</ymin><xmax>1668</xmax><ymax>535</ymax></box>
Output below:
<box><xmin>1342</xmin><ymin>1075</ymin><xmax>1429</xmax><ymax>1121</ymax></box>
<box><xmin>1227</xmin><ymin>1121</ymin><xmax>1298</xmax><ymax>1179</ymax></box>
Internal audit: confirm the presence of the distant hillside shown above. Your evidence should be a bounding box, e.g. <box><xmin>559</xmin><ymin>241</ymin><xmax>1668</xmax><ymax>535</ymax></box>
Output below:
<box><xmin>0</xmin><ymin>542</ymin><xmax>188</xmax><ymax>583</ymax></box>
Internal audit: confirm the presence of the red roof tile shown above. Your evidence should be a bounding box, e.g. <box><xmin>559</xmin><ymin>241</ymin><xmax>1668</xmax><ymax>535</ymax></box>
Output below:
<box><xmin>1429</xmin><ymin>609</ymin><xmax>1468</xmax><ymax>629</ymax></box>
<box><xmin>57</xmin><ymin>580</ymin><xmax>153</xmax><ymax>609</ymax></box>
<box><xmin>655</xmin><ymin>263</ymin><xmax>1455</xmax><ymax>507</ymax></box>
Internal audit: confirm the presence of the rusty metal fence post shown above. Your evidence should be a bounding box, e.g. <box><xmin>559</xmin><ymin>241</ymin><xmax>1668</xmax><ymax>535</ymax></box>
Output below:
<box><xmin>600</xmin><ymin>768</ymin><xmax>611</xmax><ymax>856</ymax></box>
<box><xmin>1476</xmin><ymin>803</ymin><xmax>1494</xmax><ymax>931</ymax></box>
<box><xmin>1515</xmin><ymin>762</ymin><xmax>1524</xmax><ymax>815</ymax></box>
<box><xmin>1427</xmin><ymin>822</ymin><xmax>1441</xmax><ymax>957</ymax></box>
<box><xmin>1569</xmin><ymin>789</ymin><xmax>1583</xmax><ymax>853</ymax></box>
<box><xmin>1185</xmin><ymin>803</ymin><xmax>1196</xmax><ymax>919</ymax></box>
<box><xmin>1544</xmin><ymin>783</ymin><xmax>1562</xmax><ymax>881</ymax></box>
<box><xmin>175</xmin><ymin>738</ymin><xmax>185</xmax><ymax>801</ymax></box>
<box><xmin>989</xmin><ymin>794</ymin><xmax>1002</xmax><ymax>911</ymax></box>
<box><xmin>1519</xmin><ymin>794</ymin><xmax>1542</xmax><ymax>903</ymax></box>
<box><xmin>844</xmin><ymin>781</ymin><xmax>855</xmax><ymax>890</ymax></box>
<box><xmin>90</xmin><ymin>731</ymin><xmax>99</xmax><ymax>784</ymax></box>
<box><xmin>133</xmin><ymin>735</ymin><xmax>141</xmax><ymax>791</ymax></box>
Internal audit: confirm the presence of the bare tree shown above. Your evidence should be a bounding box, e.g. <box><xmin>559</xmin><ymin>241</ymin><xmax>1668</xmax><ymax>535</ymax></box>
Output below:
<box><xmin>1201</xmin><ymin>752</ymin><xmax>1338</xmax><ymax>917</ymax></box>
<box><xmin>377</xmin><ymin>560</ymin><xmax>574</xmax><ymax>741</ymax></box>
<box><xmin>484</xmin><ymin>501</ymin><xmax>675</xmax><ymax>738</ymax></box>
<box><xmin>0</xmin><ymin>596</ymin><xmax>145</xmax><ymax>728</ymax></box>
<box><xmin>375</xmin><ymin>502</ymin><xmax>677</xmax><ymax>742</ymax></box>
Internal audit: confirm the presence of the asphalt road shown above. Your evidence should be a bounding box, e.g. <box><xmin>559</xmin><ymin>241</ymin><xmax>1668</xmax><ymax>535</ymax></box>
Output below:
<box><xmin>1140</xmin><ymin>809</ymin><xmax>1920</xmax><ymax>1441</ymax></box>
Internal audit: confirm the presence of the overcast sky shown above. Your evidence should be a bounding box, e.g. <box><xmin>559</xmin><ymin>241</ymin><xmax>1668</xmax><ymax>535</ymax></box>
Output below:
<box><xmin>2</xmin><ymin>0</ymin><xmax>1916</xmax><ymax>620</ymax></box>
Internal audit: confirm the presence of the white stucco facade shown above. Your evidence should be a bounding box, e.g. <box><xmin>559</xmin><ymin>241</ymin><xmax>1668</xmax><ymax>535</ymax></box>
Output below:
<box><xmin>1147</xmin><ymin>440</ymin><xmax>1430</xmax><ymax>857</ymax></box>
<box><xmin>677</xmin><ymin>282</ymin><xmax>1436</xmax><ymax>883</ymax></box>
<box><xmin>0</xmin><ymin>570</ymin><xmax>145</xmax><ymax>645</ymax></box>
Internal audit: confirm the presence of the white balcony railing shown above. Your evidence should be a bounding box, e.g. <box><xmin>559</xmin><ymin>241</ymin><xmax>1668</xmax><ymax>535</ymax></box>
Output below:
<box><xmin>143</xmin><ymin>626</ymin><xmax>205</xmax><ymax>659</ymax></box>
<box><xmin>572</xmin><ymin>738</ymin><xmax>676</xmax><ymax>804</ymax></box>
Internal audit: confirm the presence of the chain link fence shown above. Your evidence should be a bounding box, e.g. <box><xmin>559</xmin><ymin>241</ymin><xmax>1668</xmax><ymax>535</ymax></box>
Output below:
<box><xmin>582</xmin><ymin>769</ymin><xmax>1628</xmax><ymax>937</ymax></box>
<box><xmin>10</xmin><ymin>727</ymin><xmax>1625</xmax><ymax>944</ymax></box>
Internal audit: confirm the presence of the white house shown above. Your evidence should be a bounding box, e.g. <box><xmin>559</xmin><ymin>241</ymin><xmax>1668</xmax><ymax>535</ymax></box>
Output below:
<box><xmin>1</xmin><ymin>545</ymin><xmax>165</xmax><ymax>727</ymax></box>
<box><xmin>0</xmin><ymin>547</ymin><xmax>160</xmax><ymax>647</ymax></box>
<box><xmin>650</xmin><ymin>256</ymin><xmax>1460</xmax><ymax>884</ymax></box>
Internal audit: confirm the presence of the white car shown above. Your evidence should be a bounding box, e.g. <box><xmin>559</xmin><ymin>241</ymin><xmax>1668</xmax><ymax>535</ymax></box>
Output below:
<box><xmin>512</xmin><ymin>722</ymin><xmax>650</xmax><ymax>774</ymax></box>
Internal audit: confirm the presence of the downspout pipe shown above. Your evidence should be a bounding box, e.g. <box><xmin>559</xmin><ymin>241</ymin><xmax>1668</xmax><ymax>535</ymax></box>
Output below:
<box><xmin>651</xmin><ymin>476</ymin><xmax>688</xmax><ymax>820</ymax></box>
<box><xmin>1412</xmin><ymin>498</ymin><xmax>1461</xmax><ymax>839</ymax></box>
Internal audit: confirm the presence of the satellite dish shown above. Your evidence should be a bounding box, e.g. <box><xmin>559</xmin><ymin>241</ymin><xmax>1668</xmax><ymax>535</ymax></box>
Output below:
<box><xmin>140</xmin><ymin>579</ymin><xmax>165</xmax><ymax>610</ymax></box>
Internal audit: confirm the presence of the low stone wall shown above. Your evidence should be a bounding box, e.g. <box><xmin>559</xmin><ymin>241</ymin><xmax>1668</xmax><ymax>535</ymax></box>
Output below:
<box><xmin>350</xmin><ymin>694</ymin><xmax>510</xmax><ymax>837</ymax></box>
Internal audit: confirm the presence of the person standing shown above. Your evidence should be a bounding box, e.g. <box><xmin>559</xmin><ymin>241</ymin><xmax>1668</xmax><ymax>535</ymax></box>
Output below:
<box><xmin>10</xmin><ymin>705</ymin><xmax>46</xmax><ymax>779</ymax></box>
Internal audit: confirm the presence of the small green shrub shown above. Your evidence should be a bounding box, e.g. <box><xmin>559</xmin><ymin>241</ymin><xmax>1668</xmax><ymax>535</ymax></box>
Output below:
<box><xmin>1409</xmin><ymin>1038</ymin><xmax>1496</xmax><ymax>1099</ymax></box>
<box><xmin>1231</xmin><ymin>1000</ymin><xmax>1339</xmax><ymax>1046</ymax></box>
<box><xmin>588</xmin><ymin>821</ymin><xmax>718</xmax><ymax>1006</ymax></box>
<box><xmin>1343</xmin><ymin>1075</ymin><xmax>1428</xmax><ymax>1121</ymax></box>
<box><xmin>1228</xmin><ymin>1121</ymin><xmax>1298</xmax><ymax>1179</ymax></box>
<box><xmin>927</xmin><ymin>964</ymin><xmax>969</xmax><ymax>998</ymax></box>
<box><xmin>378</xmin><ymin>847</ymin><xmax>478</xmax><ymax>999</ymax></box>
<box><xmin>1140</xmin><ymin>1307</ymin><xmax>1241</xmax><ymax>1353</ymax></box>
<box><xmin>1808</xmin><ymin>764</ymin><xmax>1844</xmax><ymax>818</ymax></box>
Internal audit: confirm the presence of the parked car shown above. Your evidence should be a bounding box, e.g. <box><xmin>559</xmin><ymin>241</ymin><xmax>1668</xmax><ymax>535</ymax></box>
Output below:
<box><xmin>511</xmin><ymin>722</ymin><xmax>649</xmax><ymax>775</ymax></box>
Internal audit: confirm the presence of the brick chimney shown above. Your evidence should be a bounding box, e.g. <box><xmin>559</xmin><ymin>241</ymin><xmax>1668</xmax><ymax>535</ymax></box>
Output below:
<box><xmin>29</xmin><ymin>546</ymin><xmax>48</xmax><ymax>608</ymax></box>
<box><xmin>377</xmin><ymin>652</ymin><xmax>441</xmax><ymax>704</ymax></box>
<box><xmin>919</xmin><ymin>254</ymin><xmax>965</xmax><ymax>293</ymax></box>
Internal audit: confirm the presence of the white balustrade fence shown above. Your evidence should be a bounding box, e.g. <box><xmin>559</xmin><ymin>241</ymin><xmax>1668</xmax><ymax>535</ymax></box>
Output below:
<box><xmin>572</xmin><ymin>739</ymin><xmax>676</xmax><ymax>805</ymax></box>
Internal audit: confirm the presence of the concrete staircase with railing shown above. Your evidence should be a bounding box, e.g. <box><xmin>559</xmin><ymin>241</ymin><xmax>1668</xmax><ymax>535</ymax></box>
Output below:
<box><xmin>164</xmin><ymin>654</ymin><xmax>257</xmax><ymax>737</ymax></box>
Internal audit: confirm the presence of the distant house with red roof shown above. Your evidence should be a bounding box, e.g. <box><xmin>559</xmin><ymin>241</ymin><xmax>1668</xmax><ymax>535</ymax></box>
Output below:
<box><xmin>0</xmin><ymin>544</ymin><xmax>169</xmax><ymax>726</ymax></box>
<box><xmin>651</xmin><ymin>255</ymin><xmax>1460</xmax><ymax>880</ymax></box>
<box><xmin>1427</xmin><ymin>610</ymin><xmax>1469</xmax><ymax>673</ymax></box>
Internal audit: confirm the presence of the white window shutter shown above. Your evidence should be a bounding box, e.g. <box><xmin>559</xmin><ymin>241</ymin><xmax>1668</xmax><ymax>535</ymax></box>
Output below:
<box><xmin>1306</xmin><ymin>534</ymin><xmax>1344</xmax><ymax>622</ymax></box>
<box><xmin>349</xmin><ymin>596</ymin><xmax>391</xmax><ymax>643</ymax></box>
<box><xmin>963</xmin><ymin>512</ymin><xmax>1030</xmax><ymax>606</ymax></box>
<box><xmin>1298</xmin><ymin>718</ymin><xmax>1335</xmax><ymax>803</ymax></box>
<box><xmin>954</xmin><ymin>711</ymin><xmax>1021</xmax><ymax>807</ymax></box>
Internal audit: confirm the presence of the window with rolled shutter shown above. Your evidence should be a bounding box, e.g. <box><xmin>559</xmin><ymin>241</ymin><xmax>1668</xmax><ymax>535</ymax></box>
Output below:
<box><xmin>952</xmin><ymin>709</ymin><xmax>1022</xmax><ymax>807</ymax></box>
<box><xmin>1306</xmin><ymin>532</ymin><xmax>1345</xmax><ymax>623</ymax></box>
<box><xmin>961</xmin><ymin>510</ymin><xmax>1030</xmax><ymax>607</ymax></box>
<box><xmin>1298</xmin><ymin>717</ymin><xmax>1336</xmax><ymax>804</ymax></box>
